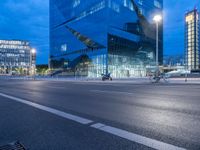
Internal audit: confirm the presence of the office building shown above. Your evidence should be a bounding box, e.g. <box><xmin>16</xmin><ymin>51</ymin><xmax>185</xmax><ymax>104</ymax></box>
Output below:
<box><xmin>185</xmin><ymin>9</ymin><xmax>200</xmax><ymax>70</ymax></box>
<box><xmin>0</xmin><ymin>40</ymin><xmax>36</xmax><ymax>75</ymax></box>
<box><xmin>50</xmin><ymin>0</ymin><xmax>163</xmax><ymax>77</ymax></box>
<box><xmin>163</xmin><ymin>55</ymin><xmax>184</xmax><ymax>67</ymax></box>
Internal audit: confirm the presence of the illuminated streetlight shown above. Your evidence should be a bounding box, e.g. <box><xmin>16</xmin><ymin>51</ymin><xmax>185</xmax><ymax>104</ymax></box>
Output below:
<box><xmin>153</xmin><ymin>14</ymin><xmax>162</xmax><ymax>68</ymax></box>
<box><xmin>31</xmin><ymin>48</ymin><xmax>36</xmax><ymax>54</ymax></box>
<box><xmin>153</xmin><ymin>15</ymin><xmax>162</xmax><ymax>23</ymax></box>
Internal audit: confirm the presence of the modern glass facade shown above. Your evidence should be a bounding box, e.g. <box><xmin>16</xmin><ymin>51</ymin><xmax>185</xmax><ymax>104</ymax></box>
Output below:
<box><xmin>185</xmin><ymin>9</ymin><xmax>200</xmax><ymax>71</ymax></box>
<box><xmin>0</xmin><ymin>40</ymin><xmax>35</xmax><ymax>75</ymax></box>
<box><xmin>50</xmin><ymin>0</ymin><xmax>163</xmax><ymax>77</ymax></box>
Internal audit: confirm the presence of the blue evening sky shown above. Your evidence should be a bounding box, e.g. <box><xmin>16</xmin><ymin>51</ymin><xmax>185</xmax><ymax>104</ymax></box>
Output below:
<box><xmin>0</xmin><ymin>0</ymin><xmax>49</xmax><ymax>64</ymax></box>
<box><xmin>163</xmin><ymin>0</ymin><xmax>199</xmax><ymax>56</ymax></box>
<box><xmin>0</xmin><ymin>0</ymin><xmax>199</xmax><ymax>64</ymax></box>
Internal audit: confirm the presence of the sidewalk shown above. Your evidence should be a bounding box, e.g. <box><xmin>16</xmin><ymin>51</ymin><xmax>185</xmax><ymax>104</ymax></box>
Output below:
<box><xmin>1</xmin><ymin>76</ymin><xmax>200</xmax><ymax>84</ymax></box>
<box><xmin>168</xmin><ymin>78</ymin><xmax>200</xmax><ymax>84</ymax></box>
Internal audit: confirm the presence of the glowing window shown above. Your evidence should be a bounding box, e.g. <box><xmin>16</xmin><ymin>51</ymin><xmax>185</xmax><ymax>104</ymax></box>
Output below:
<box><xmin>186</xmin><ymin>14</ymin><xmax>194</xmax><ymax>22</ymax></box>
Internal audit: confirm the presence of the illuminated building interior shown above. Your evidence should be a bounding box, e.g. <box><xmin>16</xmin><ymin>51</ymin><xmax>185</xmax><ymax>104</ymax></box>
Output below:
<box><xmin>185</xmin><ymin>9</ymin><xmax>200</xmax><ymax>70</ymax></box>
<box><xmin>50</xmin><ymin>0</ymin><xmax>163</xmax><ymax>77</ymax></box>
<box><xmin>0</xmin><ymin>40</ymin><xmax>35</xmax><ymax>75</ymax></box>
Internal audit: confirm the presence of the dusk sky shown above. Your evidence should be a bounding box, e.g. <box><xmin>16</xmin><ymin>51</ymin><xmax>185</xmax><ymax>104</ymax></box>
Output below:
<box><xmin>0</xmin><ymin>0</ymin><xmax>199</xmax><ymax>64</ymax></box>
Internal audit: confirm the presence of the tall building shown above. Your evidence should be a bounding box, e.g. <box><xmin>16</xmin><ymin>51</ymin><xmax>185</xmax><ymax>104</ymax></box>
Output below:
<box><xmin>0</xmin><ymin>40</ymin><xmax>36</xmax><ymax>75</ymax></box>
<box><xmin>185</xmin><ymin>9</ymin><xmax>200</xmax><ymax>70</ymax></box>
<box><xmin>50</xmin><ymin>0</ymin><xmax>163</xmax><ymax>77</ymax></box>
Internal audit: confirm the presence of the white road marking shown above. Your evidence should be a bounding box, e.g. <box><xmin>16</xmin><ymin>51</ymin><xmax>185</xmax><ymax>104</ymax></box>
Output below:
<box><xmin>0</xmin><ymin>92</ymin><xmax>187</xmax><ymax>150</ymax></box>
<box><xmin>0</xmin><ymin>93</ymin><xmax>93</xmax><ymax>125</ymax></box>
<box><xmin>72</xmin><ymin>82</ymin><xmax>116</xmax><ymax>86</ymax></box>
<box><xmin>73</xmin><ymin>82</ymin><xmax>146</xmax><ymax>86</ymax></box>
<box><xmin>91</xmin><ymin>123</ymin><xmax>105</xmax><ymax>128</ymax></box>
<box><xmin>91</xmin><ymin>89</ymin><xmax>134</xmax><ymax>95</ymax></box>
<box><xmin>91</xmin><ymin>123</ymin><xmax>186</xmax><ymax>150</ymax></box>
<box><xmin>45</xmin><ymin>86</ymin><xmax>67</xmax><ymax>89</ymax></box>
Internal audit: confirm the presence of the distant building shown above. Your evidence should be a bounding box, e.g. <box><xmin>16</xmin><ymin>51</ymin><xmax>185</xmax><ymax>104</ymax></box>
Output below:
<box><xmin>163</xmin><ymin>55</ymin><xmax>185</xmax><ymax>67</ymax></box>
<box><xmin>50</xmin><ymin>0</ymin><xmax>163</xmax><ymax>77</ymax></box>
<box><xmin>0</xmin><ymin>40</ymin><xmax>36</xmax><ymax>75</ymax></box>
<box><xmin>185</xmin><ymin>9</ymin><xmax>200</xmax><ymax>70</ymax></box>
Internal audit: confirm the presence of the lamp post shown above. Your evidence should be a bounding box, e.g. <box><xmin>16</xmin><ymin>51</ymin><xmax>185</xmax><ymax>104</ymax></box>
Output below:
<box><xmin>31</xmin><ymin>48</ymin><xmax>36</xmax><ymax>80</ymax></box>
<box><xmin>185</xmin><ymin>58</ymin><xmax>188</xmax><ymax>82</ymax></box>
<box><xmin>153</xmin><ymin>15</ymin><xmax>162</xmax><ymax>69</ymax></box>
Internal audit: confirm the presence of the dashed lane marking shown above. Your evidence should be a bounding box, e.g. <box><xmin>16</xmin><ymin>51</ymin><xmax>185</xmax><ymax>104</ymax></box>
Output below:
<box><xmin>0</xmin><ymin>92</ymin><xmax>187</xmax><ymax>150</ymax></box>
<box><xmin>91</xmin><ymin>123</ymin><xmax>186</xmax><ymax>150</ymax></box>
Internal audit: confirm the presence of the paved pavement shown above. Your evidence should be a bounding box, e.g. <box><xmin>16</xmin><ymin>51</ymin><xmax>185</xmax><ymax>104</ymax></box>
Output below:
<box><xmin>0</xmin><ymin>79</ymin><xmax>200</xmax><ymax>149</ymax></box>
<box><xmin>2</xmin><ymin>76</ymin><xmax>200</xmax><ymax>84</ymax></box>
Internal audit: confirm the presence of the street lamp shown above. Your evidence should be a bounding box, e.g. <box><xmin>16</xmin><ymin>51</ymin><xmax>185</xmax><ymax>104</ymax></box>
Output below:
<box><xmin>31</xmin><ymin>48</ymin><xmax>36</xmax><ymax>54</ymax></box>
<box><xmin>153</xmin><ymin>15</ymin><xmax>162</xmax><ymax>68</ymax></box>
<box><xmin>31</xmin><ymin>48</ymin><xmax>36</xmax><ymax>80</ymax></box>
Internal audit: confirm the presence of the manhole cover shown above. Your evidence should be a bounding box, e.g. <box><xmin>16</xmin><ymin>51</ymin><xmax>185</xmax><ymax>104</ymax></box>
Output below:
<box><xmin>0</xmin><ymin>141</ymin><xmax>26</xmax><ymax>150</ymax></box>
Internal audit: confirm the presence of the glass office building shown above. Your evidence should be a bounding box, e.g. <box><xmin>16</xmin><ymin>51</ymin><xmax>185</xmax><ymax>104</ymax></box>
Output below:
<box><xmin>0</xmin><ymin>40</ymin><xmax>35</xmax><ymax>75</ymax></box>
<box><xmin>50</xmin><ymin>0</ymin><xmax>163</xmax><ymax>77</ymax></box>
<box><xmin>185</xmin><ymin>9</ymin><xmax>200</xmax><ymax>71</ymax></box>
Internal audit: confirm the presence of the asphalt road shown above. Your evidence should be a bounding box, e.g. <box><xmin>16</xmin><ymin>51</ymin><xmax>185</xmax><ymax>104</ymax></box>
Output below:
<box><xmin>0</xmin><ymin>79</ymin><xmax>200</xmax><ymax>150</ymax></box>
